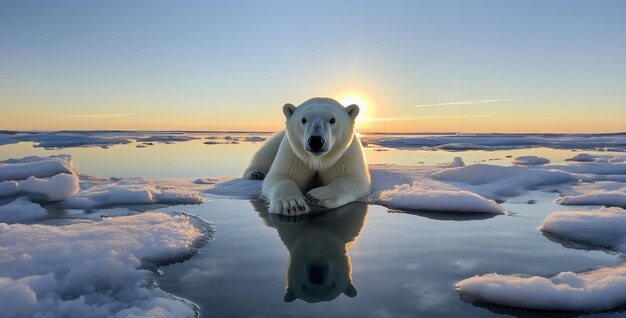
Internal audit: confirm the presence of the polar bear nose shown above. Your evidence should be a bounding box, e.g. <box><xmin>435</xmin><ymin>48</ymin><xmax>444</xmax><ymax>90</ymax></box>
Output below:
<box><xmin>308</xmin><ymin>136</ymin><xmax>325</xmax><ymax>151</ymax></box>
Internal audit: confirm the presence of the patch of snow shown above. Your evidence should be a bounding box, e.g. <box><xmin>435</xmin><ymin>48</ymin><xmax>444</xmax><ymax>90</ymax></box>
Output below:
<box><xmin>512</xmin><ymin>156</ymin><xmax>550</xmax><ymax>166</ymax></box>
<box><xmin>135</xmin><ymin>135</ymin><xmax>198</xmax><ymax>143</ymax></box>
<box><xmin>456</xmin><ymin>207</ymin><xmax>626</xmax><ymax>312</ymax></box>
<box><xmin>65</xmin><ymin>177</ymin><xmax>207</xmax><ymax>209</ymax></box>
<box><xmin>541</xmin><ymin>207</ymin><xmax>626</xmax><ymax>252</ymax></box>
<box><xmin>372</xmin><ymin>133</ymin><xmax>626</xmax><ymax>151</ymax></box>
<box><xmin>566</xmin><ymin>153</ymin><xmax>596</xmax><ymax>162</ymax></box>
<box><xmin>437</xmin><ymin>156</ymin><xmax>465</xmax><ymax>168</ymax></box>
<box><xmin>558</xmin><ymin>181</ymin><xmax>626</xmax><ymax>208</ymax></box>
<box><xmin>457</xmin><ymin>263</ymin><xmax>626</xmax><ymax>312</ymax></box>
<box><xmin>0</xmin><ymin>211</ymin><xmax>209</xmax><ymax>317</ymax></box>
<box><xmin>244</xmin><ymin>136</ymin><xmax>266</xmax><ymax>142</ymax></box>
<box><xmin>0</xmin><ymin>198</ymin><xmax>47</xmax><ymax>223</ymax></box>
<box><xmin>431</xmin><ymin>164</ymin><xmax>577</xmax><ymax>199</ymax></box>
<box><xmin>0</xmin><ymin>155</ymin><xmax>75</xmax><ymax>181</ymax></box>
<box><xmin>204</xmin><ymin>178</ymin><xmax>262</xmax><ymax>199</ymax></box>
<box><xmin>1</xmin><ymin>175</ymin><xmax>79</xmax><ymax>202</ymax></box>
<box><xmin>537</xmin><ymin>162</ymin><xmax>626</xmax><ymax>176</ymax></box>
<box><xmin>375</xmin><ymin>182</ymin><xmax>504</xmax><ymax>214</ymax></box>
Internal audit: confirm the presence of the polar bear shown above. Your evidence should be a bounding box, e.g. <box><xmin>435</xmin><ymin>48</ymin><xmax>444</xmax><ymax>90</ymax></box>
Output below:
<box><xmin>243</xmin><ymin>97</ymin><xmax>371</xmax><ymax>215</ymax></box>
<box><xmin>250</xmin><ymin>200</ymin><xmax>368</xmax><ymax>303</ymax></box>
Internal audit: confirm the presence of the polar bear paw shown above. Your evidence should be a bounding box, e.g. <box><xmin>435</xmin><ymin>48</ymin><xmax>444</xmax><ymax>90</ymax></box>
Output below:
<box><xmin>269</xmin><ymin>195</ymin><xmax>310</xmax><ymax>216</ymax></box>
<box><xmin>306</xmin><ymin>187</ymin><xmax>346</xmax><ymax>209</ymax></box>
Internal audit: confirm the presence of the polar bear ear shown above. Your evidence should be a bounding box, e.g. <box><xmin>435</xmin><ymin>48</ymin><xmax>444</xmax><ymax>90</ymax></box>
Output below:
<box><xmin>345</xmin><ymin>104</ymin><xmax>360</xmax><ymax>120</ymax></box>
<box><xmin>283</xmin><ymin>103</ymin><xmax>297</xmax><ymax>119</ymax></box>
<box><xmin>344</xmin><ymin>283</ymin><xmax>357</xmax><ymax>297</ymax></box>
<box><xmin>284</xmin><ymin>288</ymin><xmax>297</xmax><ymax>303</ymax></box>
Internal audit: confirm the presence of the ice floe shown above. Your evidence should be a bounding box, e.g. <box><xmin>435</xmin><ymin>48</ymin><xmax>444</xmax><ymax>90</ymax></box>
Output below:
<box><xmin>512</xmin><ymin>155</ymin><xmax>550</xmax><ymax>166</ymax></box>
<box><xmin>457</xmin><ymin>207</ymin><xmax>626</xmax><ymax>312</ymax></box>
<box><xmin>375</xmin><ymin>181</ymin><xmax>504</xmax><ymax>214</ymax></box>
<box><xmin>371</xmin><ymin>133</ymin><xmax>626</xmax><ymax>151</ymax></box>
<box><xmin>457</xmin><ymin>263</ymin><xmax>626</xmax><ymax>312</ymax></box>
<box><xmin>431</xmin><ymin>164</ymin><xmax>577</xmax><ymax>199</ymax></box>
<box><xmin>0</xmin><ymin>155</ymin><xmax>75</xmax><ymax>181</ymax></box>
<box><xmin>0</xmin><ymin>211</ymin><xmax>209</xmax><ymax>318</ymax></box>
<box><xmin>0</xmin><ymin>198</ymin><xmax>47</xmax><ymax>223</ymax></box>
<box><xmin>65</xmin><ymin>177</ymin><xmax>208</xmax><ymax>210</ymax></box>
<box><xmin>566</xmin><ymin>153</ymin><xmax>597</xmax><ymax>162</ymax></box>
<box><xmin>541</xmin><ymin>207</ymin><xmax>626</xmax><ymax>252</ymax></box>
<box><xmin>558</xmin><ymin>181</ymin><xmax>626</xmax><ymax>208</ymax></box>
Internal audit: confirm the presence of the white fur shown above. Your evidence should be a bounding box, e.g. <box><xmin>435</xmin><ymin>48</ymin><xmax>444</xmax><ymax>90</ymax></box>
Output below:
<box><xmin>243</xmin><ymin>97</ymin><xmax>371</xmax><ymax>215</ymax></box>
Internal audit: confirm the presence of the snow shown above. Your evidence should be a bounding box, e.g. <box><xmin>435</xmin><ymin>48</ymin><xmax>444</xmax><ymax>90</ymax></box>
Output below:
<box><xmin>372</xmin><ymin>133</ymin><xmax>626</xmax><ymax>151</ymax></box>
<box><xmin>558</xmin><ymin>181</ymin><xmax>626</xmax><ymax>208</ymax></box>
<box><xmin>431</xmin><ymin>164</ymin><xmax>577</xmax><ymax>199</ymax></box>
<box><xmin>0</xmin><ymin>155</ymin><xmax>75</xmax><ymax>181</ymax></box>
<box><xmin>541</xmin><ymin>207</ymin><xmax>626</xmax><ymax>252</ymax></box>
<box><xmin>244</xmin><ymin>136</ymin><xmax>266</xmax><ymax>142</ymax></box>
<box><xmin>375</xmin><ymin>182</ymin><xmax>504</xmax><ymax>214</ymax></box>
<box><xmin>566</xmin><ymin>153</ymin><xmax>597</xmax><ymax>162</ymax></box>
<box><xmin>65</xmin><ymin>177</ymin><xmax>208</xmax><ymax>209</ymax></box>
<box><xmin>204</xmin><ymin>178</ymin><xmax>262</xmax><ymax>199</ymax></box>
<box><xmin>512</xmin><ymin>155</ymin><xmax>550</xmax><ymax>166</ymax></box>
<box><xmin>457</xmin><ymin>263</ymin><xmax>626</xmax><ymax>312</ymax></box>
<box><xmin>0</xmin><ymin>211</ymin><xmax>209</xmax><ymax>318</ymax></box>
<box><xmin>457</xmin><ymin>207</ymin><xmax>626</xmax><ymax>312</ymax></box>
<box><xmin>0</xmin><ymin>155</ymin><xmax>79</xmax><ymax>201</ymax></box>
<box><xmin>437</xmin><ymin>156</ymin><xmax>465</xmax><ymax>168</ymax></box>
<box><xmin>0</xmin><ymin>198</ymin><xmax>47</xmax><ymax>223</ymax></box>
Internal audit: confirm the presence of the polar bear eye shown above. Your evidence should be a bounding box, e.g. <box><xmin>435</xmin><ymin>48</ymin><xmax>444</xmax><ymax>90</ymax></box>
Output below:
<box><xmin>329</xmin><ymin>118</ymin><xmax>336</xmax><ymax>124</ymax></box>
<box><xmin>301</xmin><ymin>118</ymin><xmax>307</xmax><ymax>124</ymax></box>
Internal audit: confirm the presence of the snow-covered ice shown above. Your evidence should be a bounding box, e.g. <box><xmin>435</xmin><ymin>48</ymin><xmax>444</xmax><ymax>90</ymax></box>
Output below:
<box><xmin>65</xmin><ymin>177</ymin><xmax>209</xmax><ymax>210</ymax></box>
<box><xmin>0</xmin><ymin>211</ymin><xmax>210</xmax><ymax>318</ymax></box>
<box><xmin>371</xmin><ymin>133</ymin><xmax>626</xmax><ymax>151</ymax></box>
<box><xmin>558</xmin><ymin>181</ymin><xmax>626</xmax><ymax>208</ymax></box>
<box><xmin>375</xmin><ymin>182</ymin><xmax>504</xmax><ymax>214</ymax></box>
<box><xmin>431</xmin><ymin>164</ymin><xmax>577</xmax><ymax>199</ymax></box>
<box><xmin>0</xmin><ymin>155</ymin><xmax>75</xmax><ymax>181</ymax></box>
<box><xmin>566</xmin><ymin>153</ymin><xmax>597</xmax><ymax>162</ymax></box>
<box><xmin>541</xmin><ymin>207</ymin><xmax>626</xmax><ymax>252</ymax></box>
<box><xmin>0</xmin><ymin>198</ymin><xmax>47</xmax><ymax>223</ymax></box>
<box><xmin>4</xmin><ymin>174</ymin><xmax>80</xmax><ymax>201</ymax></box>
<box><xmin>457</xmin><ymin>207</ymin><xmax>626</xmax><ymax>312</ymax></box>
<box><xmin>457</xmin><ymin>263</ymin><xmax>626</xmax><ymax>312</ymax></box>
<box><xmin>512</xmin><ymin>155</ymin><xmax>550</xmax><ymax>166</ymax></box>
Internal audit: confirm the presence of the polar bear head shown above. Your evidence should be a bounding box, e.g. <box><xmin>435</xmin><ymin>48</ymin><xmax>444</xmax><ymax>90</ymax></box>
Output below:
<box><xmin>283</xmin><ymin>97</ymin><xmax>359</xmax><ymax>168</ymax></box>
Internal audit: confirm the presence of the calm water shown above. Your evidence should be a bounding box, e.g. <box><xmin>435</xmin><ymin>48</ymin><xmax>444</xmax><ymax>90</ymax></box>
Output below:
<box><xmin>1</xmin><ymin>135</ymin><xmax>625</xmax><ymax>317</ymax></box>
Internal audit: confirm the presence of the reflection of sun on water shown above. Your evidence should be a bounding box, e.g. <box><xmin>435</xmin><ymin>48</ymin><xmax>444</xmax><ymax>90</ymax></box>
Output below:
<box><xmin>338</xmin><ymin>94</ymin><xmax>371</xmax><ymax>127</ymax></box>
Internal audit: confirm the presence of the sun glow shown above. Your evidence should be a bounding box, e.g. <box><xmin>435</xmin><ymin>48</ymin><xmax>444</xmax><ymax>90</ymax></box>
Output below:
<box><xmin>338</xmin><ymin>94</ymin><xmax>371</xmax><ymax>124</ymax></box>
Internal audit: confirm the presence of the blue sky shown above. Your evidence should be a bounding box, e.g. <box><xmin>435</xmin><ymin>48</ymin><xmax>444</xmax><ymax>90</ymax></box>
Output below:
<box><xmin>1</xmin><ymin>0</ymin><xmax>625</xmax><ymax>132</ymax></box>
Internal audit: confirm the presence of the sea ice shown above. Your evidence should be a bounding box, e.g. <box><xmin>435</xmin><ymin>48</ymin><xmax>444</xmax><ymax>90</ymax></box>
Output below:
<box><xmin>0</xmin><ymin>211</ymin><xmax>209</xmax><ymax>318</ymax></box>
<box><xmin>372</xmin><ymin>133</ymin><xmax>626</xmax><ymax>151</ymax></box>
<box><xmin>457</xmin><ymin>207</ymin><xmax>626</xmax><ymax>312</ymax></box>
<box><xmin>558</xmin><ymin>181</ymin><xmax>626</xmax><ymax>208</ymax></box>
<box><xmin>0</xmin><ymin>197</ymin><xmax>47</xmax><ymax>223</ymax></box>
<box><xmin>375</xmin><ymin>181</ymin><xmax>504</xmax><ymax>214</ymax></box>
<box><xmin>0</xmin><ymin>155</ymin><xmax>75</xmax><ymax>181</ymax></box>
<box><xmin>457</xmin><ymin>263</ymin><xmax>626</xmax><ymax>312</ymax></box>
<box><xmin>512</xmin><ymin>155</ymin><xmax>550</xmax><ymax>166</ymax></box>
<box><xmin>541</xmin><ymin>207</ymin><xmax>626</xmax><ymax>252</ymax></box>
<box><xmin>65</xmin><ymin>177</ymin><xmax>207</xmax><ymax>209</ymax></box>
<box><xmin>431</xmin><ymin>164</ymin><xmax>577</xmax><ymax>199</ymax></box>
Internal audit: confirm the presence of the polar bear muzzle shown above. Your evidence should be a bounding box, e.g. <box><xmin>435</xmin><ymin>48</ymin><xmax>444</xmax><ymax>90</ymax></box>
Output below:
<box><xmin>307</xmin><ymin>136</ymin><xmax>325</xmax><ymax>153</ymax></box>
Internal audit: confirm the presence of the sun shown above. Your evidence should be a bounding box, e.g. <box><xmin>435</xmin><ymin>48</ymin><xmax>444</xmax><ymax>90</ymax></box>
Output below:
<box><xmin>338</xmin><ymin>94</ymin><xmax>370</xmax><ymax>122</ymax></box>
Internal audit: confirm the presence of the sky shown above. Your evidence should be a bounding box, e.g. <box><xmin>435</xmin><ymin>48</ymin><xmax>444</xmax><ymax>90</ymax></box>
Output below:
<box><xmin>1</xmin><ymin>0</ymin><xmax>625</xmax><ymax>133</ymax></box>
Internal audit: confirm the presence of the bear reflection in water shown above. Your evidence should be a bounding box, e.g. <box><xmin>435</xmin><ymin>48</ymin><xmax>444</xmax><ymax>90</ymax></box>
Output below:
<box><xmin>251</xmin><ymin>201</ymin><xmax>368</xmax><ymax>303</ymax></box>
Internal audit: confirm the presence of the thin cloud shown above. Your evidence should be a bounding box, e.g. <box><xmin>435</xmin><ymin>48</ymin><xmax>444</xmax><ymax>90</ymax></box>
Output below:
<box><xmin>413</xmin><ymin>99</ymin><xmax>513</xmax><ymax>108</ymax></box>
<box><xmin>67</xmin><ymin>113</ymin><xmax>135</xmax><ymax>118</ymax></box>
<box><xmin>363</xmin><ymin>114</ymin><xmax>494</xmax><ymax>122</ymax></box>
